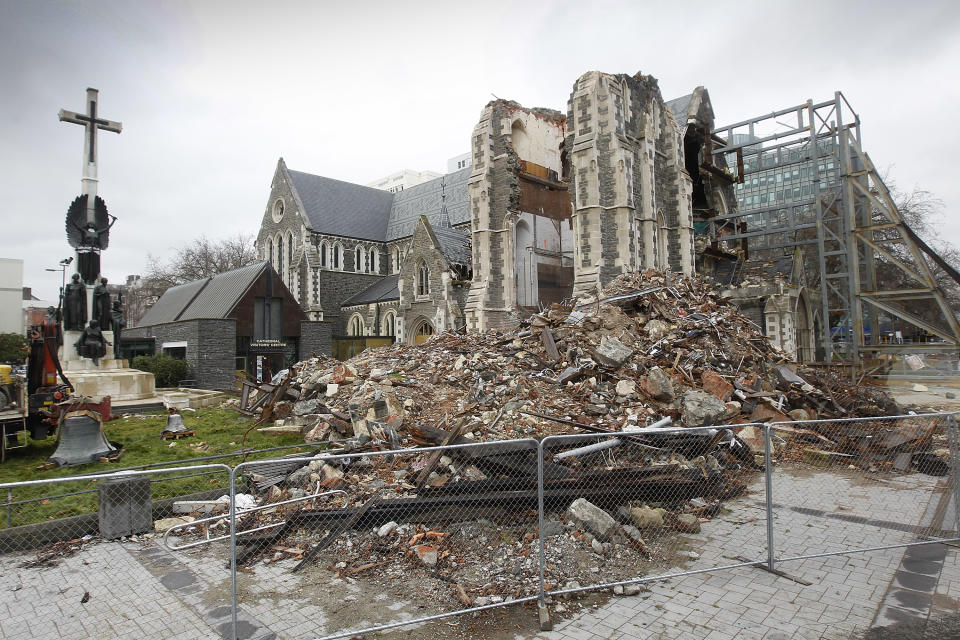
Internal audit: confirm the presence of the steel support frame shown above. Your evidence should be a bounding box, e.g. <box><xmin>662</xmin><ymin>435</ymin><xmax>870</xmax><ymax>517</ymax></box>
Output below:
<box><xmin>711</xmin><ymin>93</ymin><xmax>960</xmax><ymax>371</ymax></box>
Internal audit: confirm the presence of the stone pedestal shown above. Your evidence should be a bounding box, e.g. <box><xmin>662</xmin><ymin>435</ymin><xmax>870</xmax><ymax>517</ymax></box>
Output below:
<box><xmin>60</xmin><ymin>330</ymin><xmax>155</xmax><ymax>401</ymax></box>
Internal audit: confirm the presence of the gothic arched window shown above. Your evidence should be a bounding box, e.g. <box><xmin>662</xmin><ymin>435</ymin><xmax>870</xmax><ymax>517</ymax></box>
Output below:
<box><xmin>381</xmin><ymin>310</ymin><xmax>395</xmax><ymax>337</ymax></box>
<box><xmin>276</xmin><ymin>234</ymin><xmax>284</xmax><ymax>275</ymax></box>
<box><xmin>348</xmin><ymin>314</ymin><xmax>364</xmax><ymax>336</ymax></box>
<box><xmin>417</xmin><ymin>261</ymin><xmax>429</xmax><ymax>297</ymax></box>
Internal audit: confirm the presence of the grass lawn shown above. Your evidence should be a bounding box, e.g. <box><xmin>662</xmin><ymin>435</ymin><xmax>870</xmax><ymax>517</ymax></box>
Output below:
<box><xmin>0</xmin><ymin>407</ymin><xmax>314</xmax><ymax>529</ymax></box>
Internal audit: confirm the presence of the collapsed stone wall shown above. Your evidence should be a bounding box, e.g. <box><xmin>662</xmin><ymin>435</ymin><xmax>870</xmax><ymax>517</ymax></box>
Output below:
<box><xmin>464</xmin><ymin>101</ymin><xmax>566</xmax><ymax>332</ymax></box>
<box><xmin>566</xmin><ymin>72</ymin><xmax>695</xmax><ymax>298</ymax></box>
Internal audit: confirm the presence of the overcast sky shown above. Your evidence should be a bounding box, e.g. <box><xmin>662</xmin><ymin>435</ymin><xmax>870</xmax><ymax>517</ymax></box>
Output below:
<box><xmin>3</xmin><ymin>0</ymin><xmax>959</xmax><ymax>301</ymax></box>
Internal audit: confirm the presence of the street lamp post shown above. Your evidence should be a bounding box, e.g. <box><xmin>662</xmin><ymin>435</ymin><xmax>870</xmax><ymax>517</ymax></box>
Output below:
<box><xmin>45</xmin><ymin>257</ymin><xmax>74</xmax><ymax>309</ymax></box>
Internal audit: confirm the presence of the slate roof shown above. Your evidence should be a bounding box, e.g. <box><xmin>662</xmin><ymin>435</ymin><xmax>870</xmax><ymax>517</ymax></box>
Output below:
<box><xmin>385</xmin><ymin>167</ymin><xmax>471</xmax><ymax>241</ymax></box>
<box><xmin>744</xmin><ymin>256</ymin><xmax>795</xmax><ymax>283</ymax></box>
<box><xmin>136</xmin><ymin>279</ymin><xmax>207</xmax><ymax>326</ymax></box>
<box><xmin>287</xmin><ymin>170</ymin><xmax>394</xmax><ymax>241</ymax></box>
<box><xmin>665</xmin><ymin>94</ymin><xmax>693</xmax><ymax>124</ymax></box>
<box><xmin>433</xmin><ymin>224</ymin><xmax>472</xmax><ymax>266</ymax></box>
<box><xmin>285</xmin><ymin>164</ymin><xmax>472</xmax><ymax>244</ymax></box>
<box><xmin>340</xmin><ymin>274</ymin><xmax>400</xmax><ymax>307</ymax></box>
<box><xmin>136</xmin><ymin>262</ymin><xmax>267</xmax><ymax>327</ymax></box>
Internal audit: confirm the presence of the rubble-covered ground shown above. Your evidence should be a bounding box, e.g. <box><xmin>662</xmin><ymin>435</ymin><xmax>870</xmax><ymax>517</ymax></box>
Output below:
<box><xmin>202</xmin><ymin>270</ymin><xmax>950</xmax><ymax>615</ymax></box>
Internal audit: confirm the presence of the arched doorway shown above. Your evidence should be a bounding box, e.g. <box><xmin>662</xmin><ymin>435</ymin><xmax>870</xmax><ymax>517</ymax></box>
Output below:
<box><xmin>412</xmin><ymin>318</ymin><xmax>434</xmax><ymax>345</ymax></box>
<box><xmin>515</xmin><ymin>220</ymin><xmax>535</xmax><ymax>307</ymax></box>
<box><xmin>511</xmin><ymin>119</ymin><xmax>529</xmax><ymax>158</ymax></box>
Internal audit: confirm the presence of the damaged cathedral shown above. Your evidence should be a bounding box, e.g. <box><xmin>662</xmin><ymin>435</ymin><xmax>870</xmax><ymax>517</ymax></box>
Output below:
<box><xmin>132</xmin><ymin>66</ymin><xmax>959</xmax><ymax>388</ymax></box>
<box><xmin>253</xmin><ymin>69</ymin><xmax>795</xmax><ymax>365</ymax></box>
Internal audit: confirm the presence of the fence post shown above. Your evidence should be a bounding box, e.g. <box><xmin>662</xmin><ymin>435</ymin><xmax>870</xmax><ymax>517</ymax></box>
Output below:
<box><xmin>229</xmin><ymin>466</ymin><xmax>239</xmax><ymax>640</ymax></box>
<box><xmin>764</xmin><ymin>423</ymin><xmax>775</xmax><ymax>571</ymax></box>
<box><xmin>948</xmin><ymin>415</ymin><xmax>960</xmax><ymax>536</ymax></box>
<box><xmin>537</xmin><ymin>438</ymin><xmax>547</xmax><ymax>603</ymax></box>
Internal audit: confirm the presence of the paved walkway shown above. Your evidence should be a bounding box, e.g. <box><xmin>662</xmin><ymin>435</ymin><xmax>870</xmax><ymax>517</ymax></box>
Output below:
<box><xmin>0</xmin><ymin>466</ymin><xmax>956</xmax><ymax>640</ymax></box>
<box><xmin>536</xmin><ymin>467</ymin><xmax>959</xmax><ymax>640</ymax></box>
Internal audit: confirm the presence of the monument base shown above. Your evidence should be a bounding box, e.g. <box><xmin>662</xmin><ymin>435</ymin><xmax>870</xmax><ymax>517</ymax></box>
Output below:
<box><xmin>60</xmin><ymin>330</ymin><xmax>156</xmax><ymax>401</ymax></box>
<box><xmin>66</xmin><ymin>367</ymin><xmax>156</xmax><ymax>402</ymax></box>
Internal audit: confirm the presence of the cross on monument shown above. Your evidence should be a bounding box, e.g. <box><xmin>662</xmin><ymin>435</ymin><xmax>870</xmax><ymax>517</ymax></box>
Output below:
<box><xmin>59</xmin><ymin>88</ymin><xmax>122</xmax><ymax>286</ymax></box>
<box><xmin>58</xmin><ymin>87</ymin><xmax>122</xmax><ymax>209</ymax></box>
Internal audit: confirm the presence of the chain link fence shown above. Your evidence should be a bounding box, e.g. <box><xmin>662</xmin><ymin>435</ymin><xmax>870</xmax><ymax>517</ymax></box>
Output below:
<box><xmin>536</xmin><ymin>423</ymin><xmax>770</xmax><ymax>602</ymax></box>
<box><xmin>0</xmin><ymin>413</ymin><xmax>957</xmax><ymax>640</ymax></box>
<box><xmin>0</xmin><ymin>463</ymin><xmax>234</xmax><ymax>555</ymax></box>
<box><xmin>767</xmin><ymin>413</ymin><xmax>960</xmax><ymax>567</ymax></box>
<box><xmin>0</xmin><ymin>438</ymin><xmax>328</xmax><ymax>544</ymax></box>
<box><xmin>225</xmin><ymin>439</ymin><xmax>543</xmax><ymax>639</ymax></box>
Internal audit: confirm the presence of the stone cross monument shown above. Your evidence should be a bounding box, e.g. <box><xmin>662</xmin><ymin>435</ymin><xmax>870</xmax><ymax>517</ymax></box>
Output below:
<box><xmin>59</xmin><ymin>87</ymin><xmax>122</xmax><ymax>206</ymax></box>
<box><xmin>59</xmin><ymin>88</ymin><xmax>122</xmax><ymax>285</ymax></box>
<box><xmin>55</xmin><ymin>88</ymin><xmax>154</xmax><ymax>400</ymax></box>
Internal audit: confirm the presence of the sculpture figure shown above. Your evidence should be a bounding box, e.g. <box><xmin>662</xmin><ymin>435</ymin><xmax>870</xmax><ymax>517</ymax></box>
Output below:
<box><xmin>65</xmin><ymin>194</ymin><xmax>116</xmax><ymax>284</ymax></box>
<box><xmin>110</xmin><ymin>299</ymin><xmax>126</xmax><ymax>360</ymax></box>
<box><xmin>93</xmin><ymin>277</ymin><xmax>112</xmax><ymax>328</ymax></box>
<box><xmin>43</xmin><ymin>306</ymin><xmax>63</xmax><ymax>347</ymax></box>
<box><xmin>75</xmin><ymin>319</ymin><xmax>108</xmax><ymax>366</ymax></box>
<box><xmin>63</xmin><ymin>273</ymin><xmax>87</xmax><ymax>331</ymax></box>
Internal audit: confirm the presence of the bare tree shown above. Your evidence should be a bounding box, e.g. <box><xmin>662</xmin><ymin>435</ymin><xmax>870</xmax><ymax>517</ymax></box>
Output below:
<box><xmin>872</xmin><ymin>175</ymin><xmax>960</xmax><ymax>322</ymax></box>
<box><xmin>145</xmin><ymin>233</ymin><xmax>259</xmax><ymax>289</ymax></box>
<box><xmin>128</xmin><ymin>233</ymin><xmax>259</xmax><ymax>325</ymax></box>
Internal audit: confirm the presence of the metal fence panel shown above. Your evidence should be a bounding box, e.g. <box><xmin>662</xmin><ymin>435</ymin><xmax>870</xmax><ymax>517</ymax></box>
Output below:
<box><xmin>2</xmin><ymin>412</ymin><xmax>957</xmax><ymax>639</ymax></box>
<box><xmin>767</xmin><ymin>413</ymin><xmax>960</xmax><ymax>567</ymax></box>
<box><xmin>229</xmin><ymin>439</ymin><xmax>542</xmax><ymax>640</ymax></box>
<box><xmin>0</xmin><ymin>464</ymin><xmax>233</xmax><ymax>639</ymax></box>
<box><xmin>0</xmin><ymin>463</ymin><xmax>233</xmax><ymax>554</ymax></box>
<box><xmin>536</xmin><ymin>424</ymin><xmax>771</xmax><ymax>602</ymax></box>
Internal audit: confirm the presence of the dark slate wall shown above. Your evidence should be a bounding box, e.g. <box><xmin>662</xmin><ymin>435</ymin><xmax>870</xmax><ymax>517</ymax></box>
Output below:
<box><xmin>256</xmin><ymin>163</ymin><xmax>311</xmax><ymax>302</ymax></box>
<box><xmin>399</xmin><ymin>221</ymin><xmax>458</xmax><ymax>335</ymax></box>
<box><xmin>300</xmin><ymin>320</ymin><xmax>333</xmax><ymax>357</ymax></box>
<box><xmin>257</xmin><ymin>161</ymin><xmax>389</xmax><ymax>320</ymax></box>
<box><xmin>124</xmin><ymin>320</ymin><xmax>234</xmax><ymax>390</ymax></box>
<box><xmin>353</xmin><ymin>301</ymin><xmax>400</xmax><ymax>338</ymax></box>
<box><xmin>483</xmin><ymin>101</ymin><xmax>522</xmax><ymax>313</ymax></box>
<box><xmin>314</xmin><ymin>270</ymin><xmax>384</xmax><ymax>335</ymax></box>
<box><xmin>196</xmin><ymin>319</ymin><xmax>237</xmax><ymax>390</ymax></box>
<box><xmin>451</xmin><ymin>282</ymin><xmax>469</xmax><ymax>319</ymax></box>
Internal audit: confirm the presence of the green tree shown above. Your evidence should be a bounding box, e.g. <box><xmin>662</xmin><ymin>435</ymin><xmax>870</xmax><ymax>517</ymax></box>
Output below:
<box><xmin>0</xmin><ymin>333</ymin><xmax>28</xmax><ymax>364</ymax></box>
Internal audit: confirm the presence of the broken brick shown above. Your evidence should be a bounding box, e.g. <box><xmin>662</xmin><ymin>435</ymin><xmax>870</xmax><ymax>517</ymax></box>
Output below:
<box><xmin>700</xmin><ymin>370</ymin><xmax>733</xmax><ymax>402</ymax></box>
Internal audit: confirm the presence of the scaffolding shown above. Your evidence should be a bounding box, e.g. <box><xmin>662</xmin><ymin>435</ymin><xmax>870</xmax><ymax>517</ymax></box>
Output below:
<box><xmin>709</xmin><ymin>92</ymin><xmax>960</xmax><ymax>367</ymax></box>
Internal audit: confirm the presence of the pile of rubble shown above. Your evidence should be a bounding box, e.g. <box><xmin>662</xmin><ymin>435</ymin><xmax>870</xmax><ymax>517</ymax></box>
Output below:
<box><xmin>214</xmin><ymin>270</ymin><xmax>944</xmax><ymax>609</ymax></box>
<box><xmin>249</xmin><ymin>269</ymin><xmax>902</xmax><ymax>447</ymax></box>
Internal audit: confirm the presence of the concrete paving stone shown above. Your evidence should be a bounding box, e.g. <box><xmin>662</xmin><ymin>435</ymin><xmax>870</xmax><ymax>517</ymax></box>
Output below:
<box><xmin>10</xmin><ymin>467</ymin><xmax>960</xmax><ymax>640</ymax></box>
<box><xmin>719</xmin><ymin>589</ymin><xmax>756</xmax><ymax>607</ymax></box>
<box><xmin>690</xmin><ymin>588</ymin><xmax>725</xmax><ymax>605</ymax></box>
<box><xmin>741</xmin><ymin>604</ymin><xmax>777</xmax><ymax>623</ymax></box>
<box><xmin>702</xmin><ymin>630</ymin><xmax>736</xmax><ymax>640</ymax></box>
<box><xmin>740</xmin><ymin>580</ymin><xmax>782</xmax><ymax>597</ymax></box>
<box><xmin>710</xmin><ymin>608</ymin><xmax>748</xmax><ymax>626</ymax></box>
<box><xmin>681</xmin><ymin>609</ymin><xmax>718</xmax><ymax>626</ymax></box>
<box><xmin>663</xmin><ymin>591</ymin><xmax>697</xmax><ymax>608</ymax></box>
